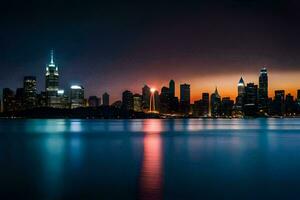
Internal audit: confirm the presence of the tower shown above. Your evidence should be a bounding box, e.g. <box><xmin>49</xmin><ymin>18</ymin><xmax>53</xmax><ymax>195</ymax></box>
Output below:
<box><xmin>23</xmin><ymin>76</ymin><xmax>37</xmax><ymax>109</ymax></box>
<box><xmin>45</xmin><ymin>50</ymin><xmax>60</xmax><ymax>107</ymax></box>
<box><xmin>258</xmin><ymin>67</ymin><xmax>268</xmax><ymax>113</ymax></box>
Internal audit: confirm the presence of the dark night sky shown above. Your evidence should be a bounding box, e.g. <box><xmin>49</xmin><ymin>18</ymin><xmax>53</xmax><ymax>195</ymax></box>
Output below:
<box><xmin>1</xmin><ymin>0</ymin><xmax>300</xmax><ymax>101</ymax></box>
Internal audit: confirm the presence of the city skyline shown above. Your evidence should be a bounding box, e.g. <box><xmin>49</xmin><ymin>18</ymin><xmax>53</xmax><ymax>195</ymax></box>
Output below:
<box><xmin>1</xmin><ymin>51</ymin><xmax>300</xmax><ymax>103</ymax></box>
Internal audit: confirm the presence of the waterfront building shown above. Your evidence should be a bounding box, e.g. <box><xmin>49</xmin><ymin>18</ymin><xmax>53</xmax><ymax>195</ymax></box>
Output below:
<box><xmin>285</xmin><ymin>93</ymin><xmax>295</xmax><ymax>116</ymax></box>
<box><xmin>37</xmin><ymin>92</ymin><xmax>47</xmax><ymax>107</ymax></box>
<box><xmin>142</xmin><ymin>85</ymin><xmax>151</xmax><ymax>111</ymax></box>
<box><xmin>180</xmin><ymin>83</ymin><xmax>190</xmax><ymax>114</ymax></box>
<box><xmin>210</xmin><ymin>87</ymin><xmax>221</xmax><ymax>117</ymax></box>
<box><xmin>236</xmin><ymin>77</ymin><xmax>245</xmax><ymax>113</ymax></box>
<box><xmin>160</xmin><ymin>86</ymin><xmax>170</xmax><ymax>114</ymax></box>
<box><xmin>202</xmin><ymin>93</ymin><xmax>209</xmax><ymax>117</ymax></box>
<box><xmin>23</xmin><ymin>76</ymin><xmax>37</xmax><ymax>109</ymax></box>
<box><xmin>273</xmin><ymin>90</ymin><xmax>285</xmax><ymax>116</ymax></box>
<box><xmin>102</xmin><ymin>92</ymin><xmax>110</xmax><ymax>106</ymax></box>
<box><xmin>258</xmin><ymin>67</ymin><xmax>268</xmax><ymax>113</ymax></box>
<box><xmin>88</xmin><ymin>96</ymin><xmax>100</xmax><ymax>107</ymax></box>
<box><xmin>2</xmin><ymin>88</ymin><xmax>16</xmax><ymax>112</ymax></box>
<box><xmin>70</xmin><ymin>85</ymin><xmax>84</xmax><ymax>109</ymax></box>
<box><xmin>15</xmin><ymin>88</ymin><xmax>24</xmax><ymax>111</ymax></box>
<box><xmin>244</xmin><ymin>83</ymin><xmax>258</xmax><ymax>116</ymax></box>
<box><xmin>45</xmin><ymin>50</ymin><xmax>60</xmax><ymax>107</ymax></box>
<box><xmin>221</xmin><ymin>97</ymin><xmax>234</xmax><ymax>117</ymax></box>
<box><xmin>122</xmin><ymin>90</ymin><xmax>134</xmax><ymax>111</ymax></box>
<box><xmin>133</xmin><ymin>94</ymin><xmax>143</xmax><ymax>112</ymax></box>
<box><xmin>169</xmin><ymin>80</ymin><xmax>175</xmax><ymax>98</ymax></box>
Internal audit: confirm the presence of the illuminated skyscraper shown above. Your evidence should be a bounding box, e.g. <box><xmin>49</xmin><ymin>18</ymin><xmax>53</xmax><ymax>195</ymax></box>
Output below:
<box><xmin>23</xmin><ymin>76</ymin><xmax>37</xmax><ymax>109</ymax></box>
<box><xmin>45</xmin><ymin>50</ymin><xmax>60</xmax><ymax>107</ymax></box>
<box><xmin>102</xmin><ymin>92</ymin><xmax>110</xmax><ymax>106</ymax></box>
<box><xmin>236</xmin><ymin>77</ymin><xmax>245</xmax><ymax>112</ymax></box>
<box><xmin>70</xmin><ymin>85</ymin><xmax>84</xmax><ymax>109</ymax></box>
<box><xmin>258</xmin><ymin>67</ymin><xmax>268</xmax><ymax>113</ymax></box>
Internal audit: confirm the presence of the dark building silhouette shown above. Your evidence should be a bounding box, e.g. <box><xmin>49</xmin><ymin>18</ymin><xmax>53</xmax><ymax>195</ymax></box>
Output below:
<box><xmin>211</xmin><ymin>88</ymin><xmax>221</xmax><ymax>117</ymax></box>
<box><xmin>285</xmin><ymin>93</ymin><xmax>295</xmax><ymax>116</ymax></box>
<box><xmin>169</xmin><ymin>80</ymin><xmax>175</xmax><ymax>98</ymax></box>
<box><xmin>154</xmin><ymin>90</ymin><xmax>160</xmax><ymax>112</ymax></box>
<box><xmin>3</xmin><ymin>88</ymin><xmax>15</xmax><ymax>113</ymax></box>
<box><xmin>194</xmin><ymin>93</ymin><xmax>209</xmax><ymax>117</ymax></box>
<box><xmin>15</xmin><ymin>88</ymin><xmax>24</xmax><ymax>111</ymax></box>
<box><xmin>88</xmin><ymin>96</ymin><xmax>100</xmax><ymax>107</ymax></box>
<box><xmin>180</xmin><ymin>83</ymin><xmax>190</xmax><ymax>114</ymax></box>
<box><xmin>112</xmin><ymin>100</ymin><xmax>122</xmax><ymax>109</ymax></box>
<box><xmin>23</xmin><ymin>76</ymin><xmax>37</xmax><ymax>109</ymax></box>
<box><xmin>202</xmin><ymin>93</ymin><xmax>209</xmax><ymax>117</ymax></box>
<box><xmin>221</xmin><ymin>97</ymin><xmax>234</xmax><ymax>117</ymax></box>
<box><xmin>258</xmin><ymin>67</ymin><xmax>268</xmax><ymax>113</ymax></box>
<box><xmin>244</xmin><ymin>83</ymin><xmax>258</xmax><ymax>116</ymax></box>
<box><xmin>122</xmin><ymin>90</ymin><xmax>134</xmax><ymax>111</ymax></box>
<box><xmin>142</xmin><ymin>85</ymin><xmax>150</xmax><ymax>111</ymax></box>
<box><xmin>102</xmin><ymin>92</ymin><xmax>110</xmax><ymax>106</ymax></box>
<box><xmin>37</xmin><ymin>91</ymin><xmax>47</xmax><ymax>107</ymax></box>
<box><xmin>160</xmin><ymin>86</ymin><xmax>170</xmax><ymax>114</ymax></box>
<box><xmin>273</xmin><ymin>90</ymin><xmax>285</xmax><ymax>116</ymax></box>
<box><xmin>168</xmin><ymin>80</ymin><xmax>179</xmax><ymax>113</ymax></box>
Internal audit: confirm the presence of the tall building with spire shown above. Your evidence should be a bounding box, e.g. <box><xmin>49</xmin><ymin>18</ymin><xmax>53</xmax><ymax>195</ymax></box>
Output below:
<box><xmin>45</xmin><ymin>50</ymin><xmax>60</xmax><ymax>107</ymax></box>
<box><xmin>258</xmin><ymin>67</ymin><xmax>268</xmax><ymax>113</ymax></box>
<box><xmin>236</xmin><ymin>77</ymin><xmax>245</xmax><ymax>112</ymax></box>
<box><xmin>210</xmin><ymin>87</ymin><xmax>221</xmax><ymax>117</ymax></box>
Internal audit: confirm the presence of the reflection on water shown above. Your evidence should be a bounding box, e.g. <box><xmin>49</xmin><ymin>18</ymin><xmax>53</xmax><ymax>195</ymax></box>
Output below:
<box><xmin>139</xmin><ymin>120</ymin><xmax>163</xmax><ymax>200</ymax></box>
<box><xmin>2</xmin><ymin>119</ymin><xmax>300</xmax><ymax>199</ymax></box>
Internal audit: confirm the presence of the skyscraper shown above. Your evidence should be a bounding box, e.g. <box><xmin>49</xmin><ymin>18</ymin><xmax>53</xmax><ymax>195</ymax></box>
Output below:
<box><xmin>258</xmin><ymin>67</ymin><xmax>268</xmax><ymax>113</ymax></box>
<box><xmin>210</xmin><ymin>87</ymin><xmax>221</xmax><ymax>117</ymax></box>
<box><xmin>133</xmin><ymin>94</ymin><xmax>142</xmax><ymax>112</ymax></box>
<box><xmin>102</xmin><ymin>92</ymin><xmax>110</xmax><ymax>106</ymax></box>
<box><xmin>244</xmin><ymin>83</ymin><xmax>258</xmax><ymax>116</ymax></box>
<box><xmin>180</xmin><ymin>84</ymin><xmax>190</xmax><ymax>114</ymax></box>
<box><xmin>122</xmin><ymin>90</ymin><xmax>134</xmax><ymax>111</ymax></box>
<box><xmin>2</xmin><ymin>88</ymin><xmax>15</xmax><ymax>113</ymax></box>
<box><xmin>70</xmin><ymin>85</ymin><xmax>84</xmax><ymax>109</ymax></box>
<box><xmin>202</xmin><ymin>92</ymin><xmax>209</xmax><ymax>117</ymax></box>
<box><xmin>169</xmin><ymin>80</ymin><xmax>175</xmax><ymax>98</ymax></box>
<box><xmin>15</xmin><ymin>88</ymin><xmax>24</xmax><ymax>111</ymax></box>
<box><xmin>23</xmin><ymin>76</ymin><xmax>37</xmax><ymax>109</ymax></box>
<box><xmin>236</xmin><ymin>77</ymin><xmax>245</xmax><ymax>112</ymax></box>
<box><xmin>285</xmin><ymin>93</ymin><xmax>295</xmax><ymax>116</ymax></box>
<box><xmin>142</xmin><ymin>85</ymin><xmax>150</xmax><ymax>111</ymax></box>
<box><xmin>159</xmin><ymin>86</ymin><xmax>170</xmax><ymax>114</ymax></box>
<box><xmin>273</xmin><ymin>90</ymin><xmax>285</xmax><ymax>116</ymax></box>
<box><xmin>45</xmin><ymin>50</ymin><xmax>60</xmax><ymax>107</ymax></box>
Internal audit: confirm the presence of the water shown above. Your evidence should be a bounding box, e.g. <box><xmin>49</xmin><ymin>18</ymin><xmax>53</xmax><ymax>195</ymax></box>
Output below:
<box><xmin>1</xmin><ymin>119</ymin><xmax>300</xmax><ymax>199</ymax></box>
